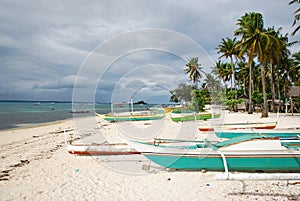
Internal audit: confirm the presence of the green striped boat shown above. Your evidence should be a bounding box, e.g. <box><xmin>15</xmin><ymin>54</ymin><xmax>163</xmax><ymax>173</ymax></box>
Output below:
<box><xmin>170</xmin><ymin>110</ymin><xmax>220</xmax><ymax>122</ymax></box>
<box><xmin>96</xmin><ymin>111</ymin><xmax>165</xmax><ymax>122</ymax></box>
<box><xmin>214</xmin><ymin>128</ymin><xmax>300</xmax><ymax>139</ymax></box>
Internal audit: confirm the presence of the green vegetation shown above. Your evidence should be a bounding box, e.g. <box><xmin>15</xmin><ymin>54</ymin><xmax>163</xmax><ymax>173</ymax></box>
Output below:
<box><xmin>170</xmin><ymin>4</ymin><xmax>300</xmax><ymax>117</ymax></box>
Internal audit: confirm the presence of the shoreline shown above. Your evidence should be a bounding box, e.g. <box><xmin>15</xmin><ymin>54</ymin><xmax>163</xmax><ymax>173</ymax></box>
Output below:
<box><xmin>1</xmin><ymin>112</ymin><xmax>300</xmax><ymax>200</ymax></box>
<box><xmin>1</xmin><ymin>109</ymin><xmax>299</xmax><ymax>132</ymax></box>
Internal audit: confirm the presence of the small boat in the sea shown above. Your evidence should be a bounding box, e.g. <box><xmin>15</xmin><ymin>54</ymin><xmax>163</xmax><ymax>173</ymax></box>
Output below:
<box><xmin>128</xmin><ymin>135</ymin><xmax>300</xmax><ymax>172</ymax></box>
<box><xmin>198</xmin><ymin>121</ymin><xmax>277</xmax><ymax>131</ymax></box>
<box><xmin>170</xmin><ymin>110</ymin><xmax>220</xmax><ymax>122</ymax></box>
<box><xmin>214</xmin><ymin>127</ymin><xmax>300</xmax><ymax>139</ymax></box>
<box><xmin>70</xmin><ymin>110</ymin><xmax>90</xmax><ymax>113</ymax></box>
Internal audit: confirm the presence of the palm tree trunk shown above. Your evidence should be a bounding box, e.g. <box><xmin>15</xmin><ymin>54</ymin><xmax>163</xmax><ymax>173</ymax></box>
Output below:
<box><xmin>270</xmin><ymin>62</ymin><xmax>276</xmax><ymax>112</ymax></box>
<box><xmin>230</xmin><ymin>57</ymin><xmax>238</xmax><ymax>112</ymax></box>
<box><xmin>248</xmin><ymin>62</ymin><xmax>253</xmax><ymax>114</ymax></box>
<box><xmin>261</xmin><ymin>63</ymin><xmax>268</xmax><ymax>117</ymax></box>
<box><xmin>277</xmin><ymin>73</ymin><xmax>281</xmax><ymax>112</ymax></box>
<box><xmin>243</xmin><ymin>78</ymin><xmax>246</xmax><ymax>96</ymax></box>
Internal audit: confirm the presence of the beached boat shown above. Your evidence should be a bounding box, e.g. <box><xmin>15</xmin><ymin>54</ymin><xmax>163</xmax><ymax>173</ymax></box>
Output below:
<box><xmin>66</xmin><ymin>142</ymin><xmax>141</xmax><ymax>155</ymax></box>
<box><xmin>170</xmin><ymin>110</ymin><xmax>220</xmax><ymax>122</ymax></box>
<box><xmin>163</xmin><ymin>107</ymin><xmax>175</xmax><ymax>113</ymax></box>
<box><xmin>64</xmin><ymin>129</ymin><xmax>140</xmax><ymax>155</ymax></box>
<box><xmin>129</xmin><ymin>135</ymin><xmax>300</xmax><ymax>172</ymax></box>
<box><xmin>198</xmin><ymin>122</ymin><xmax>277</xmax><ymax>131</ymax></box>
<box><xmin>214</xmin><ymin>128</ymin><xmax>300</xmax><ymax>139</ymax></box>
<box><xmin>65</xmin><ymin>136</ymin><xmax>204</xmax><ymax>156</ymax></box>
<box><xmin>96</xmin><ymin>111</ymin><xmax>165</xmax><ymax>121</ymax></box>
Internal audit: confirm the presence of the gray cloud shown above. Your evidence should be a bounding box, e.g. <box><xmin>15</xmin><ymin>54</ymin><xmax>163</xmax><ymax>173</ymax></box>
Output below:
<box><xmin>0</xmin><ymin>0</ymin><xmax>299</xmax><ymax>102</ymax></box>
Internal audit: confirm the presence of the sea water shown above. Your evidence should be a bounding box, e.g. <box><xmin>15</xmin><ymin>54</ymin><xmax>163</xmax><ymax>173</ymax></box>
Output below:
<box><xmin>0</xmin><ymin>101</ymin><xmax>153</xmax><ymax>130</ymax></box>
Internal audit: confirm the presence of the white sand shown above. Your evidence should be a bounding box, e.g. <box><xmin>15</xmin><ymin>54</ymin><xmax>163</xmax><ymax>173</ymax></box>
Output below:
<box><xmin>1</xmin><ymin>112</ymin><xmax>300</xmax><ymax>200</ymax></box>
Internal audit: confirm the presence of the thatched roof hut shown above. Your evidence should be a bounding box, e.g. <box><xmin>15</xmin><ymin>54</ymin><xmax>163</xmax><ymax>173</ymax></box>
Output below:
<box><xmin>288</xmin><ymin>86</ymin><xmax>300</xmax><ymax>115</ymax></box>
<box><xmin>288</xmin><ymin>86</ymin><xmax>300</xmax><ymax>97</ymax></box>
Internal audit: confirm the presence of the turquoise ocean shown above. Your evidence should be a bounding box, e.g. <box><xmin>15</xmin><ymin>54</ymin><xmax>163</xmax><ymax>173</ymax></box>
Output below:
<box><xmin>0</xmin><ymin>101</ymin><xmax>153</xmax><ymax>130</ymax></box>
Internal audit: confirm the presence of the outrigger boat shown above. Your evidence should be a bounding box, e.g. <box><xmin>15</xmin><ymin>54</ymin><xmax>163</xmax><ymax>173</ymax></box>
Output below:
<box><xmin>170</xmin><ymin>110</ymin><xmax>220</xmax><ymax>122</ymax></box>
<box><xmin>96</xmin><ymin>111</ymin><xmax>165</xmax><ymax>122</ymax></box>
<box><xmin>64</xmin><ymin>130</ymin><xmax>140</xmax><ymax>155</ymax></box>
<box><xmin>128</xmin><ymin>135</ymin><xmax>300</xmax><ymax>172</ymax></box>
<box><xmin>65</xmin><ymin>136</ymin><xmax>205</xmax><ymax>156</ymax></box>
<box><xmin>214</xmin><ymin>127</ymin><xmax>300</xmax><ymax>139</ymax></box>
<box><xmin>66</xmin><ymin>142</ymin><xmax>141</xmax><ymax>155</ymax></box>
<box><xmin>198</xmin><ymin>121</ymin><xmax>277</xmax><ymax>132</ymax></box>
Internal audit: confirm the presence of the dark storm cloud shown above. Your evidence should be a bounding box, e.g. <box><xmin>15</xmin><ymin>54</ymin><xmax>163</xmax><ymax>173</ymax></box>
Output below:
<box><xmin>0</xmin><ymin>0</ymin><xmax>298</xmax><ymax>102</ymax></box>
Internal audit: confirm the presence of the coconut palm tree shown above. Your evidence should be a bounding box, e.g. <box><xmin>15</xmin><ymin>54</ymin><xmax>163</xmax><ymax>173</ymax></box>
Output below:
<box><xmin>264</xmin><ymin>27</ymin><xmax>291</xmax><ymax>112</ymax></box>
<box><xmin>211</xmin><ymin>60</ymin><xmax>231</xmax><ymax>90</ymax></box>
<box><xmin>291</xmin><ymin>51</ymin><xmax>300</xmax><ymax>85</ymax></box>
<box><xmin>289</xmin><ymin>0</ymin><xmax>300</xmax><ymax>36</ymax></box>
<box><xmin>184</xmin><ymin>57</ymin><xmax>204</xmax><ymax>89</ymax></box>
<box><xmin>234</xmin><ymin>12</ymin><xmax>282</xmax><ymax>117</ymax></box>
<box><xmin>217</xmin><ymin>37</ymin><xmax>239</xmax><ymax>91</ymax></box>
<box><xmin>235</xmin><ymin>61</ymin><xmax>249</xmax><ymax>96</ymax></box>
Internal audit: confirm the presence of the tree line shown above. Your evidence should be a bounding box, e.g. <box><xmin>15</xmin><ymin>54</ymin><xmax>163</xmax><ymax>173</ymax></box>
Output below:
<box><xmin>170</xmin><ymin>2</ymin><xmax>300</xmax><ymax>117</ymax></box>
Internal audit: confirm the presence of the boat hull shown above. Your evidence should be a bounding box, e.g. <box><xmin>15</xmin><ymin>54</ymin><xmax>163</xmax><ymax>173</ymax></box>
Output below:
<box><xmin>171</xmin><ymin>113</ymin><xmax>220</xmax><ymax>122</ymax></box>
<box><xmin>215</xmin><ymin>129</ymin><xmax>300</xmax><ymax>139</ymax></box>
<box><xmin>129</xmin><ymin>137</ymin><xmax>300</xmax><ymax>172</ymax></box>
<box><xmin>67</xmin><ymin>143</ymin><xmax>140</xmax><ymax>155</ymax></box>
<box><xmin>97</xmin><ymin>113</ymin><xmax>165</xmax><ymax>121</ymax></box>
<box><xmin>144</xmin><ymin>153</ymin><xmax>300</xmax><ymax>172</ymax></box>
<box><xmin>199</xmin><ymin>122</ymin><xmax>277</xmax><ymax>132</ymax></box>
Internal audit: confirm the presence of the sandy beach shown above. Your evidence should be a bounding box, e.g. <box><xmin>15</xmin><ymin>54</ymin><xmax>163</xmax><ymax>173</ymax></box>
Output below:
<box><xmin>1</xmin><ymin>112</ymin><xmax>300</xmax><ymax>200</ymax></box>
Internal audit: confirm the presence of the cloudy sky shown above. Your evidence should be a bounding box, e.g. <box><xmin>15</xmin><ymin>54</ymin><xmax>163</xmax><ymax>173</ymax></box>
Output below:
<box><xmin>0</xmin><ymin>0</ymin><xmax>299</xmax><ymax>103</ymax></box>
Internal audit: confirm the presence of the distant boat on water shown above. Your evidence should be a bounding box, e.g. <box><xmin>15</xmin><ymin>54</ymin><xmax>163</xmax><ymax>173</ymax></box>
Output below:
<box><xmin>70</xmin><ymin>110</ymin><xmax>90</xmax><ymax>114</ymax></box>
<box><xmin>97</xmin><ymin>101</ymin><xmax>165</xmax><ymax>122</ymax></box>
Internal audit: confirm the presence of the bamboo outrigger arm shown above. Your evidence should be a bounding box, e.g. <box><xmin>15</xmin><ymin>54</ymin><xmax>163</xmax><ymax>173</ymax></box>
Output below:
<box><xmin>215</xmin><ymin>148</ymin><xmax>300</xmax><ymax>181</ymax></box>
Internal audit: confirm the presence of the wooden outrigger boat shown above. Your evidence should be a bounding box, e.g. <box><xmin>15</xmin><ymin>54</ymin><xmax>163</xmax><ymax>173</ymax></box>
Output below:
<box><xmin>170</xmin><ymin>110</ymin><xmax>220</xmax><ymax>122</ymax></box>
<box><xmin>64</xmin><ymin>130</ymin><xmax>140</xmax><ymax>155</ymax></box>
<box><xmin>214</xmin><ymin>127</ymin><xmax>300</xmax><ymax>139</ymax></box>
<box><xmin>162</xmin><ymin>107</ymin><xmax>175</xmax><ymax>113</ymax></box>
<box><xmin>96</xmin><ymin>111</ymin><xmax>165</xmax><ymax>122</ymax></box>
<box><xmin>66</xmin><ymin>142</ymin><xmax>141</xmax><ymax>155</ymax></box>
<box><xmin>128</xmin><ymin>135</ymin><xmax>300</xmax><ymax>172</ymax></box>
<box><xmin>198</xmin><ymin>121</ymin><xmax>277</xmax><ymax>132</ymax></box>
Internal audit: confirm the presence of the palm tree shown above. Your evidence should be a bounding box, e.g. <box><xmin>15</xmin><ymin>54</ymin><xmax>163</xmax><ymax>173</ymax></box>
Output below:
<box><xmin>234</xmin><ymin>12</ymin><xmax>281</xmax><ymax>117</ymax></box>
<box><xmin>291</xmin><ymin>52</ymin><xmax>300</xmax><ymax>85</ymax></box>
<box><xmin>203</xmin><ymin>73</ymin><xmax>221</xmax><ymax>90</ymax></box>
<box><xmin>265</xmin><ymin>27</ymin><xmax>290</xmax><ymax>112</ymax></box>
<box><xmin>235</xmin><ymin>61</ymin><xmax>249</xmax><ymax>96</ymax></box>
<box><xmin>184</xmin><ymin>57</ymin><xmax>204</xmax><ymax>89</ymax></box>
<box><xmin>217</xmin><ymin>37</ymin><xmax>239</xmax><ymax>91</ymax></box>
<box><xmin>211</xmin><ymin>60</ymin><xmax>231</xmax><ymax>90</ymax></box>
<box><xmin>289</xmin><ymin>0</ymin><xmax>300</xmax><ymax>36</ymax></box>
